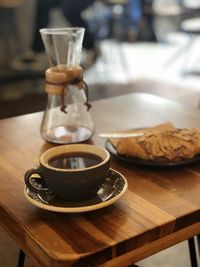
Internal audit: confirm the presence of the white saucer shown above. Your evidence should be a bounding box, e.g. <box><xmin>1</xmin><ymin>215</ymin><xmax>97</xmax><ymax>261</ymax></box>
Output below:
<box><xmin>24</xmin><ymin>168</ymin><xmax>128</xmax><ymax>213</ymax></box>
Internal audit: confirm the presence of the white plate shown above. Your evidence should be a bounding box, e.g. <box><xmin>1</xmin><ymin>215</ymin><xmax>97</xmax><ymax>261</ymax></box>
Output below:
<box><xmin>24</xmin><ymin>168</ymin><xmax>127</xmax><ymax>213</ymax></box>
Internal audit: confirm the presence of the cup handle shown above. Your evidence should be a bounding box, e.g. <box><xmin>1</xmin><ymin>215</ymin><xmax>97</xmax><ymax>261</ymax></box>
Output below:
<box><xmin>24</xmin><ymin>167</ymin><xmax>49</xmax><ymax>194</ymax></box>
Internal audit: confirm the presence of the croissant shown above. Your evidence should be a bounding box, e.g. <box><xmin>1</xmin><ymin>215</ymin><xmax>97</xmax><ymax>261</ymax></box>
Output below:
<box><xmin>116</xmin><ymin>128</ymin><xmax>200</xmax><ymax>162</ymax></box>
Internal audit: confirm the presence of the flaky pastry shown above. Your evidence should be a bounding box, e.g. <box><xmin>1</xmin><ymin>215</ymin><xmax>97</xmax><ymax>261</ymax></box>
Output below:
<box><xmin>116</xmin><ymin>128</ymin><xmax>200</xmax><ymax>162</ymax></box>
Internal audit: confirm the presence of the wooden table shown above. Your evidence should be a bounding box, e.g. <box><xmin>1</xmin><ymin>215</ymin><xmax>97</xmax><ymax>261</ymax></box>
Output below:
<box><xmin>0</xmin><ymin>93</ymin><xmax>199</xmax><ymax>267</ymax></box>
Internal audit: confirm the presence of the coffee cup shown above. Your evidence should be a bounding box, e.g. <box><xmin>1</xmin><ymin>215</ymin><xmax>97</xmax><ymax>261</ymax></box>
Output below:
<box><xmin>24</xmin><ymin>144</ymin><xmax>110</xmax><ymax>201</ymax></box>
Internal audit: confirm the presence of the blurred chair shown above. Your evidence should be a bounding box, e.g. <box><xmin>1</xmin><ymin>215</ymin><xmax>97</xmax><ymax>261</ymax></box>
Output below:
<box><xmin>179</xmin><ymin>1</ymin><xmax>200</xmax><ymax>75</ymax></box>
<box><xmin>152</xmin><ymin>0</ymin><xmax>183</xmax><ymax>42</ymax></box>
<box><xmin>153</xmin><ymin>0</ymin><xmax>200</xmax><ymax>76</ymax></box>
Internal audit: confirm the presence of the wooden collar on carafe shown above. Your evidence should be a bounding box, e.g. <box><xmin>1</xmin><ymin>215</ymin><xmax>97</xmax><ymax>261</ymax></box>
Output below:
<box><xmin>45</xmin><ymin>65</ymin><xmax>91</xmax><ymax>112</ymax></box>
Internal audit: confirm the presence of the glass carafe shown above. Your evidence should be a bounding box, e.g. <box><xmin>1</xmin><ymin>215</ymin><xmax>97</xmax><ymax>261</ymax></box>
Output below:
<box><xmin>40</xmin><ymin>28</ymin><xmax>94</xmax><ymax>144</ymax></box>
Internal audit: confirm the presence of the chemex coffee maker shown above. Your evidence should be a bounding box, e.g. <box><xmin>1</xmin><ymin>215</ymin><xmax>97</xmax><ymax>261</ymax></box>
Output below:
<box><xmin>40</xmin><ymin>28</ymin><xmax>94</xmax><ymax>144</ymax></box>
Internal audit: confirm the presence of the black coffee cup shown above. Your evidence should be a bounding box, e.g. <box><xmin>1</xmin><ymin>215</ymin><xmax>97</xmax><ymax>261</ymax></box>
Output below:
<box><xmin>24</xmin><ymin>144</ymin><xmax>110</xmax><ymax>201</ymax></box>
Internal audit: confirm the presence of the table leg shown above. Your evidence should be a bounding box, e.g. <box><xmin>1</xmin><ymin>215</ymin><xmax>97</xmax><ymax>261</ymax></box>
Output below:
<box><xmin>188</xmin><ymin>237</ymin><xmax>198</xmax><ymax>267</ymax></box>
<box><xmin>17</xmin><ymin>249</ymin><xmax>25</xmax><ymax>267</ymax></box>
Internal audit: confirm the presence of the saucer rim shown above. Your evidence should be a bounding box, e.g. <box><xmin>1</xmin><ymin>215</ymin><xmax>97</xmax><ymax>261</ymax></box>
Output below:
<box><xmin>24</xmin><ymin>168</ymin><xmax>128</xmax><ymax>213</ymax></box>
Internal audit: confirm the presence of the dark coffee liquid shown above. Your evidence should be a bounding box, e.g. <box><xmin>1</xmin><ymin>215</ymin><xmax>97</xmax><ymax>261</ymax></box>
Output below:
<box><xmin>48</xmin><ymin>152</ymin><xmax>102</xmax><ymax>169</ymax></box>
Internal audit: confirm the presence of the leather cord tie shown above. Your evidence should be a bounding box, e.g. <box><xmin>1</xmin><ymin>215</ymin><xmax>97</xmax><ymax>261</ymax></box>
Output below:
<box><xmin>45</xmin><ymin>65</ymin><xmax>91</xmax><ymax>113</ymax></box>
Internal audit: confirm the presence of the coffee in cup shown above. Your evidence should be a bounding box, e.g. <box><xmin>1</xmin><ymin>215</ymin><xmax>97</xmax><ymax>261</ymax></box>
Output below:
<box><xmin>24</xmin><ymin>144</ymin><xmax>110</xmax><ymax>201</ymax></box>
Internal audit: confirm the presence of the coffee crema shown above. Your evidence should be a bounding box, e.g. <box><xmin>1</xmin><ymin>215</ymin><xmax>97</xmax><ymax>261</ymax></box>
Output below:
<box><xmin>48</xmin><ymin>152</ymin><xmax>102</xmax><ymax>169</ymax></box>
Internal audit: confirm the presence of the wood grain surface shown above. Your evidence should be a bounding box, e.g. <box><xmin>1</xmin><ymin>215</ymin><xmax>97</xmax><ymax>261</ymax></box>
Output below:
<box><xmin>0</xmin><ymin>93</ymin><xmax>199</xmax><ymax>267</ymax></box>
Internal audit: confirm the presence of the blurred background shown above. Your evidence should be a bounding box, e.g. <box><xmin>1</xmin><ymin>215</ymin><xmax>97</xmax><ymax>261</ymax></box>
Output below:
<box><xmin>1</xmin><ymin>0</ymin><xmax>200</xmax><ymax>119</ymax></box>
<box><xmin>1</xmin><ymin>1</ymin><xmax>200</xmax><ymax>266</ymax></box>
